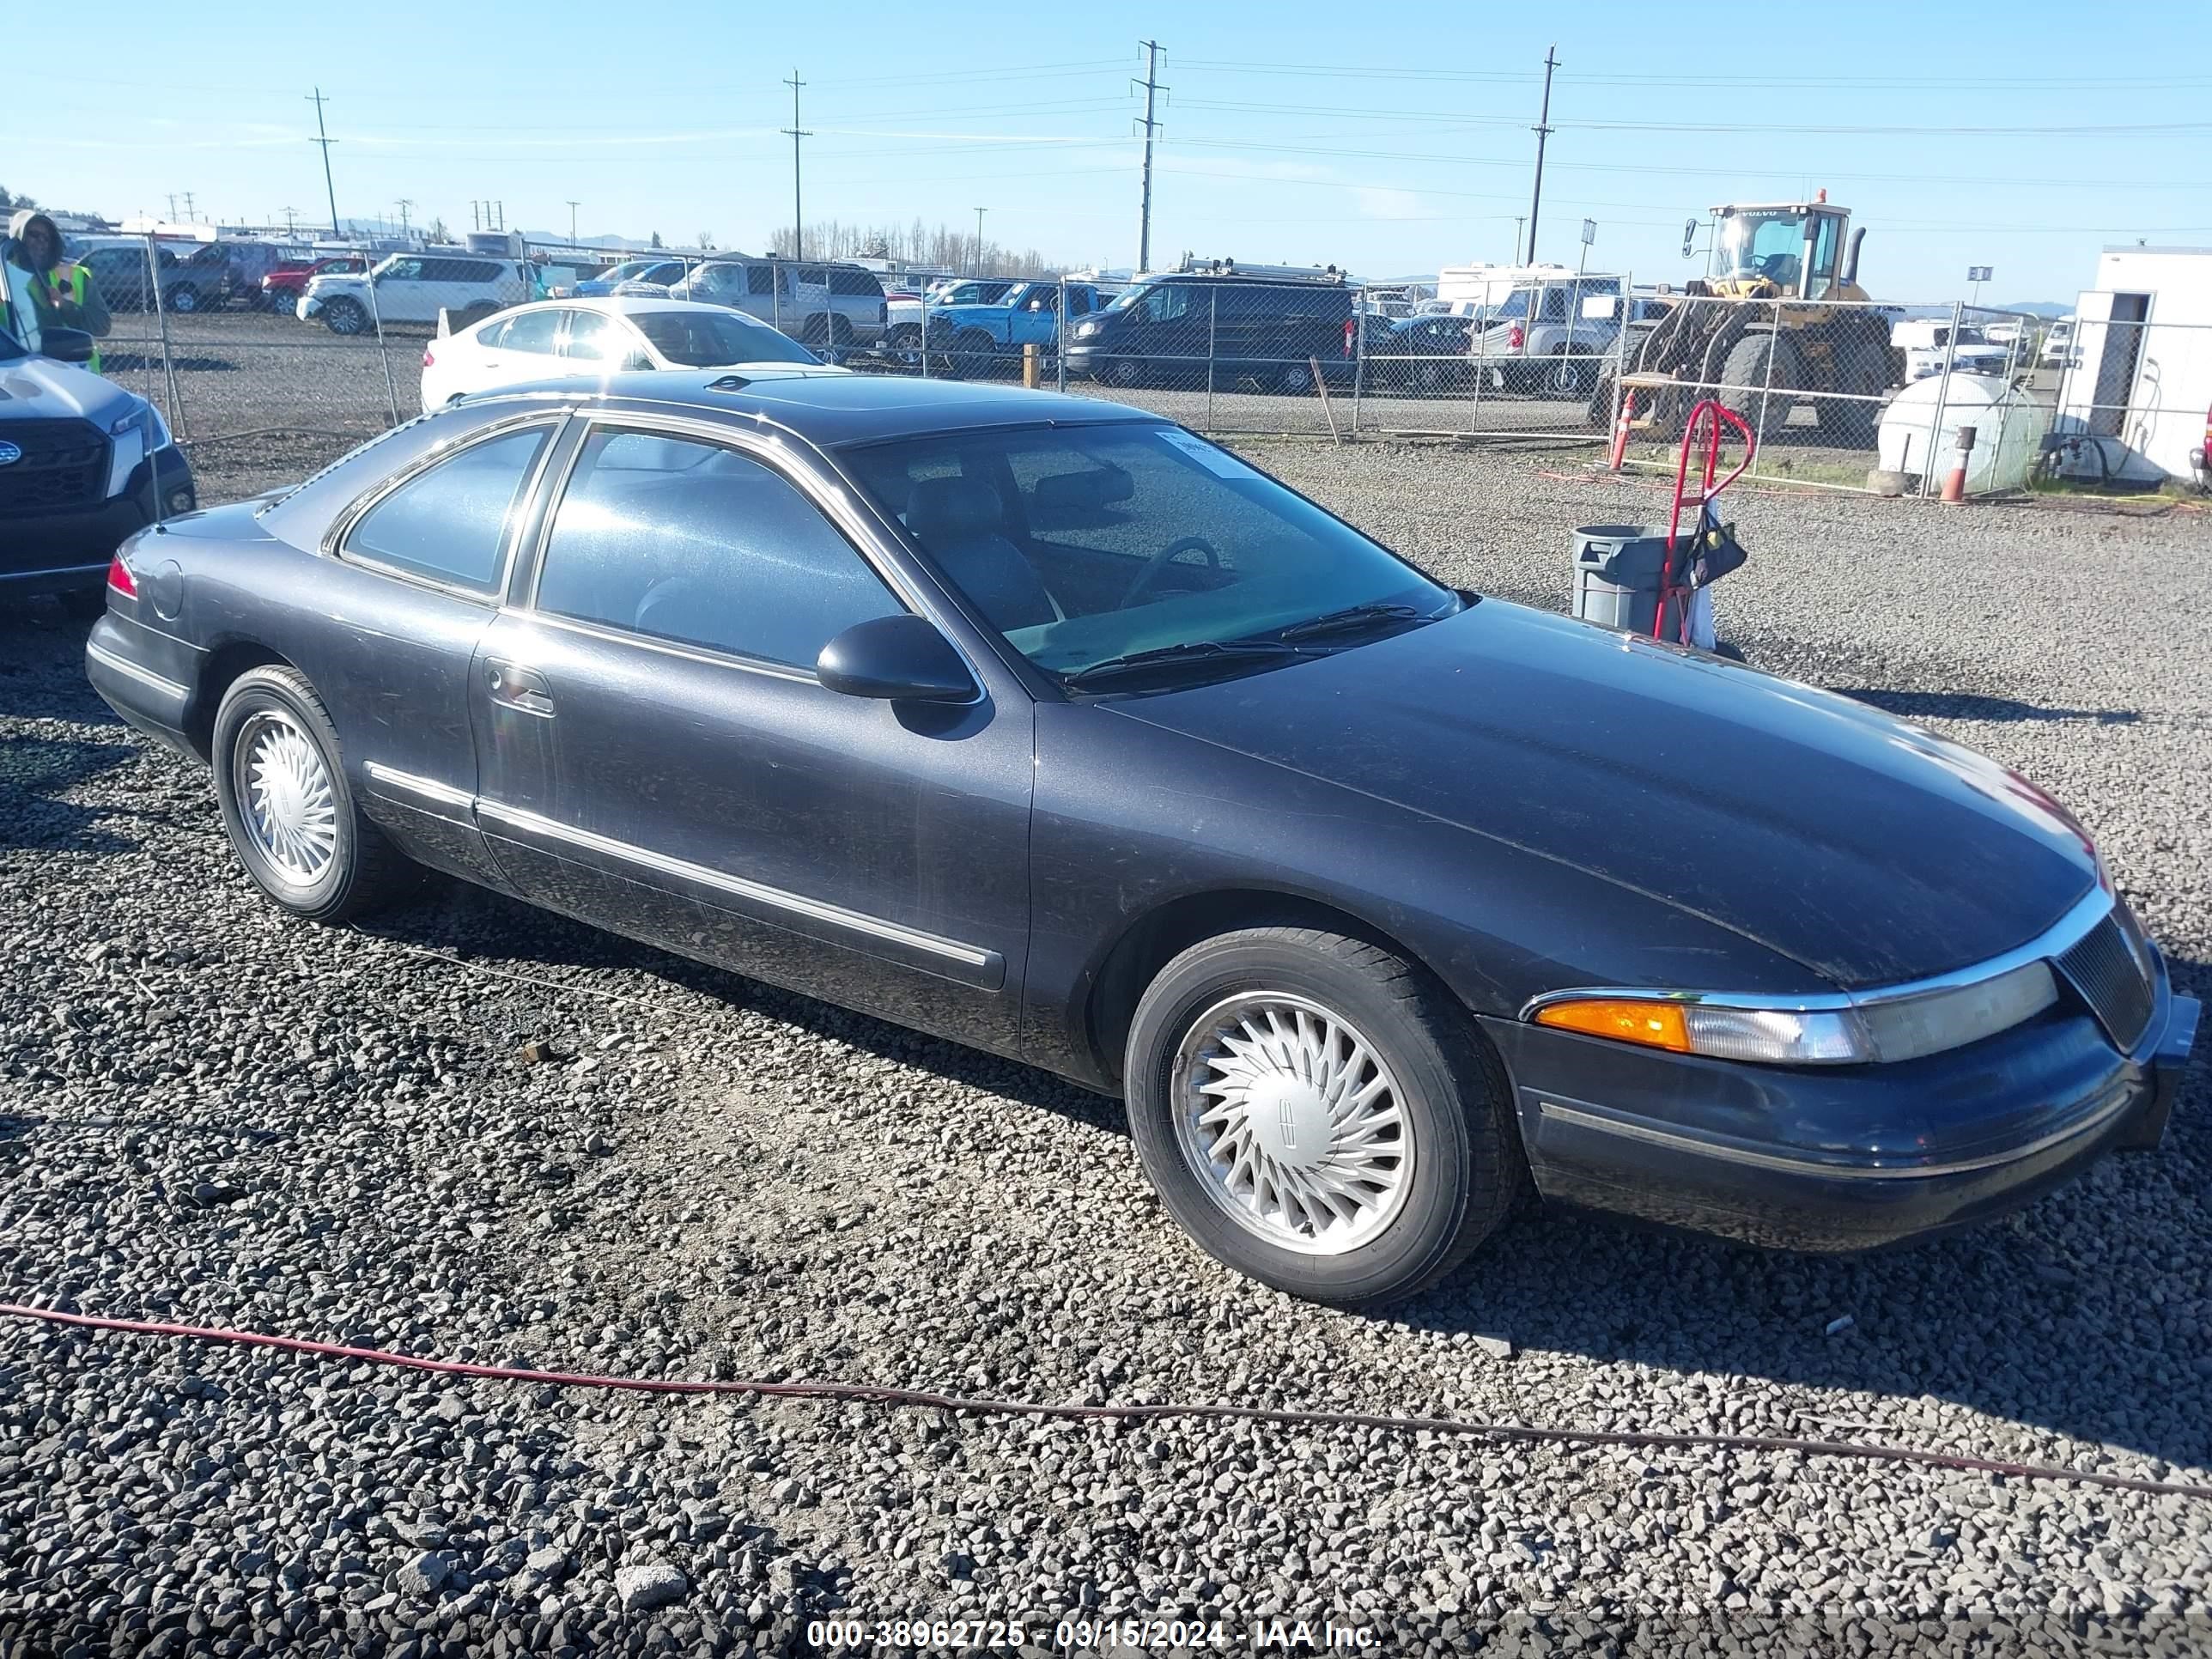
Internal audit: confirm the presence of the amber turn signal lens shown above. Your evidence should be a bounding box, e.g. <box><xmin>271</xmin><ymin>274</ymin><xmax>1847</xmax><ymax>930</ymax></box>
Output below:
<box><xmin>1533</xmin><ymin>998</ymin><xmax>1693</xmax><ymax>1053</ymax></box>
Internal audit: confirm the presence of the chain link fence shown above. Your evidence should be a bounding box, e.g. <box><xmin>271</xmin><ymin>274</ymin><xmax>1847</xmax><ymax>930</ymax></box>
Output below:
<box><xmin>55</xmin><ymin>233</ymin><xmax>2212</xmax><ymax>504</ymax></box>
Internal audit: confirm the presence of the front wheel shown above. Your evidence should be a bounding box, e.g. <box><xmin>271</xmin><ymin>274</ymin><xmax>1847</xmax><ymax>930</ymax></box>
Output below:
<box><xmin>211</xmin><ymin>665</ymin><xmax>420</xmax><ymax>923</ymax></box>
<box><xmin>1124</xmin><ymin>927</ymin><xmax>1524</xmax><ymax>1308</ymax></box>
<box><xmin>166</xmin><ymin>283</ymin><xmax>202</xmax><ymax>314</ymax></box>
<box><xmin>322</xmin><ymin>297</ymin><xmax>368</xmax><ymax>337</ymax></box>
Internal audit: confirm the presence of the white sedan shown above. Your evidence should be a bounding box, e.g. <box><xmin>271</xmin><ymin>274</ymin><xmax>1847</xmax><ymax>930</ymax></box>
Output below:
<box><xmin>418</xmin><ymin>296</ymin><xmax>838</xmax><ymax>411</ymax></box>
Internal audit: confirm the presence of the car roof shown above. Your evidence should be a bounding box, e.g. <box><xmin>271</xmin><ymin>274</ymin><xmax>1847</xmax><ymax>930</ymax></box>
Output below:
<box><xmin>465</xmin><ymin>370</ymin><xmax>1165</xmax><ymax>447</ymax></box>
<box><xmin>501</xmin><ymin>296</ymin><xmax>774</xmax><ymax>320</ymax></box>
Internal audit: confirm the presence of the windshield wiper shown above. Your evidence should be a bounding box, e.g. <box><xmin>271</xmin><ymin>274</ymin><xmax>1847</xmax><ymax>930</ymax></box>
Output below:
<box><xmin>1273</xmin><ymin>601</ymin><xmax>1431</xmax><ymax>644</ymax></box>
<box><xmin>1060</xmin><ymin>638</ymin><xmax>1316</xmax><ymax>690</ymax></box>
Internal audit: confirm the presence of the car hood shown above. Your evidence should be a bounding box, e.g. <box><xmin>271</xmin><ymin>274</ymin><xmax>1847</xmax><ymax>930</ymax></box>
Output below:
<box><xmin>0</xmin><ymin>354</ymin><xmax>141</xmax><ymax>425</ymax></box>
<box><xmin>1112</xmin><ymin>601</ymin><xmax>2096</xmax><ymax>989</ymax></box>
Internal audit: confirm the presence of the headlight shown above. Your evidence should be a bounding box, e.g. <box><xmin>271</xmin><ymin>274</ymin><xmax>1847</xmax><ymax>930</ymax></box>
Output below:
<box><xmin>1531</xmin><ymin>959</ymin><xmax>2059</xmax><ymax>1066</ymax></box>
<box><xmin>1075</xmin><ymin>320</ymin><xmax>1099</xmax><ymax>338</ymax></box>
<box><xmin>107</xmin><ymin>403</ymin><xmax>173</xmax><ymax>452</ymax></box>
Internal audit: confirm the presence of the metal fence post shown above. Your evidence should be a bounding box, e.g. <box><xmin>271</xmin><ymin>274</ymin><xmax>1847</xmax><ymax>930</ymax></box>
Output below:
<box><xmin>1752</xmin><ymin>295</ymin><xmax>1781</xmax><ymax>480</ymax></box>
<box><xmin>1352</xmin><ymin>286</ymin><xmax>1366</xmax><ymax>436</ymax></box>
<box><xmin>1613</xmin><ymin>267</ymin><xmax>1633</xmax><ymax>447</ymax></box>
<box><xmin>1058</xmin><ymin>275</ymin><xmax>1068</xmax><ymax>393</ymax></box>
<box><xmin>1921</xmin><ymin>300</ymin><xmax>1965</xmax><ymax>495</ymax></box>
<box><xmin>143</xmin><ymin>233</ymin><xmax>185</xmax><ymax>439</ymax></box>
<box><xmin>918</xmin><ymin>281</ymin><xmax>930</xmax><ymax>380</ymax></box>
<box><xmin>363</xmin><ymin>267</ymin><xmax>402</xmax><ymax>428</ymax></box>
<box><xmin>1206</xmin><ymin>289</ymin><xmax>1218</xmax><ymax>433</ymax></box>
<box><xmin>1468</xmin><ymin>298</ymin><xmax>1486</xmax><ymax>435</ymax></box>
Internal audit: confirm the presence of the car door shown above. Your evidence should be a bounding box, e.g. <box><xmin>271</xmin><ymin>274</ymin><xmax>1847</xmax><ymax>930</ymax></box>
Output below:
<box><xmin>477</xmin><ymin>307</ymin><xmax>562</xmax><ymax>392</ymax></box>
<box><xmin>320</xmin><ymin>414</ymin><xmax>564</xmax><ymax>890</ymax></box>
<box><xmin>468</xmin><ymin>416</ymin><xmax>1035</xmax><ymax>1054</ymax></box>
<box><xmin>372</xmin><ymin>257</ymin><xmax>432</xmax><ymax>324</ymax></box>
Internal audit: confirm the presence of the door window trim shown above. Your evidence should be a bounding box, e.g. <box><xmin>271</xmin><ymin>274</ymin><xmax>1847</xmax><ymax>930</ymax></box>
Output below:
<box><xmin>326</xmin><ymin>413</ymin><xmax>565</xmax><ymax>603</ymax></box>
<box><xmin>510</xmin><ymin>410</ymin><xmax>974</xmax><ymax>689</ymax></box>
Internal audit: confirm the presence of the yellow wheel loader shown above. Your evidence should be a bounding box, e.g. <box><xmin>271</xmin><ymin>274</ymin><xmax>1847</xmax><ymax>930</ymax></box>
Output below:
<box><xmin>1596</xmin><ymin>195</ymin><xmax>1901</xmax><ymax>447</ymax></box>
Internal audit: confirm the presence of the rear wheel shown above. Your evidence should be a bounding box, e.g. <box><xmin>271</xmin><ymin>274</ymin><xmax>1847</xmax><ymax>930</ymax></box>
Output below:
<box><xmin>1540</xmin><ymin>350</ymin><xmax>1595</xmax><ymax>401</ymax></box>
<box><xmin>1124</xmin><ymin>927</ymin><xmax>1524</xmax><ymax>1308</ymax></box>
<box><xmin>453</xmin><ymin>301</ymin><xmax>500</xmax><ymax>329</ymax></box>
<box><xmin>211</xmin><ymin>666</ymin><xmax>420</xmax><ymax>923</ymax></box>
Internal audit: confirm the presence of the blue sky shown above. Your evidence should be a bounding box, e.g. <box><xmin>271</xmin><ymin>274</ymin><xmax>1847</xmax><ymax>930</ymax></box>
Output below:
<box><xmin>8</xmin><ymin>0</ymin><xmax>2209</xmax><ymax>300</ymax></box>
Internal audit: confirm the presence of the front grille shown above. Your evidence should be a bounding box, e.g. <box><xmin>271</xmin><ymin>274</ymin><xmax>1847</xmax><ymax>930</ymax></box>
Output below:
<box><xmin>0</xmin><ymin>419</ymin><xmax>110</xmax><ymax>513</ymax></box>
<box><xmin>2056</xmin><ymin>905</ymin><xmax>2155</xmax><ymax>1052</ymax></box>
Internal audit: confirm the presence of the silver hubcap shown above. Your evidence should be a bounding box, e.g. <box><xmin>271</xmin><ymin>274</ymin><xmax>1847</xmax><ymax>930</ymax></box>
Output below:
<box><xmin>1175</xmin><ymin>992</ymin><xmax>1414</xmax><ymax>1255</ymax></box>
<box><xmin>238</xmin><ymin>713</ymin><xmax>337</xmax><ymax>884</ymax></box>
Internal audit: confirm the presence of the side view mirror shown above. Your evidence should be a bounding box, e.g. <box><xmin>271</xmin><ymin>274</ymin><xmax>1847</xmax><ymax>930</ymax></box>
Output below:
<box><xmin>817</xmin><ymin>615</ymin><xmax>977</xmax><ymax>704</ymax></box>
<box><xmin>621</xmin><ymin>352</ymin><xmax>653</xmax><ymax>372</ymax></box>
<box><xmin>40</xmin><ymin>326</ymin><xmax>95</xmax><ymax>365</ymax></box>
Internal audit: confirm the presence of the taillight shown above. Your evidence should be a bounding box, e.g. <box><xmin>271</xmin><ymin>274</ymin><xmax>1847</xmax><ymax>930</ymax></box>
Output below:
<box><xmin>422</xmin><ymin>349</ymin><xmax>435</xmax><ymax>368</ymax></box>
<box><xmin>1508</xmin><ymin>324</ymin><xmax>1525</xmax><ymax>350</ymax></box>
<box><xmin>1343</xmin><ymin>318</ymin><xmax>1356</xmax><ymax>357</ymax></box>
<box><xmin>106</xmin><ymin>555</ymin><xmax>137</xmax><ymax>599</ymax></box>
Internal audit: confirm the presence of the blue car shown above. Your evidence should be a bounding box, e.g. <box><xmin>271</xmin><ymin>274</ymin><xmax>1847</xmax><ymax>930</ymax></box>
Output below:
<box><xmin>573</xmin><ymin>257</ymin><xmax>698</xmax><ymax>299</ymax></box>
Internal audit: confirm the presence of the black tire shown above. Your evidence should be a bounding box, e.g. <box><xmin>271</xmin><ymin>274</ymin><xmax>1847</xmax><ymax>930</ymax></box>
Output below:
<box><xmin>1539</xmin><ymin>351</ymin><xmax>1595</xmax><ymax>401</ymax></box>
<box><xmin>1276</xmin><ymin>360</ymin><xmax>1316</xmax><ymax>394</ymax></box>
<box><xmin>954</xmin><ymin>329</ymin><xmax>997</xmax><ymax>379</ymax></box>
<box><xmin>1103</xmin><ymin>356</ymin><xmax>1146</xmax><ymax>390</ymax></box>
<box><xmin>1721</xmin><ymin>333</ymin><xmax>1796</xmax><ymax>445</ymax></box>
<box><xmin>166</xmin><ymin>283</ymin><xmax>202</xmax><ymax>314</ymax></box>
<box><xmin>453</xmin><ymin>301</ymin><xmax>500</xmax><ymax>329</ymax></box>
<box><xmin>1124</xmin><ymin>927</ymin><xmax>1525</xmax><ymax>1308</ymax></box>
<box><xmin>1587</xmin><ymin>363</ymin><xmax>1620</xmax><ymax>427</ymax></box>
<box><xmin>211</xmin><ymin>665</ymin><xmax>419</xmax><ymax>923</ymax></box>
<box><xmin>323</xmin><ymin>297</ymin><xmax>368</xmax><ymax>337</ymax></box>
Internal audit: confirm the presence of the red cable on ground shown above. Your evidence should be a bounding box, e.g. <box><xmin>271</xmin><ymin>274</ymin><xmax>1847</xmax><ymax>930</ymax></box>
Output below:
<box><xmin>5</xmin><ymin>1302</ymin><xmax>2206</xmax><ymax>1503</ymax></box>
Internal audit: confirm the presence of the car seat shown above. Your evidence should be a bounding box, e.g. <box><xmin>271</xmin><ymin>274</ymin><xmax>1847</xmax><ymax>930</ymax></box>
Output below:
<box><xmin>904</xmin><ymin>475</ymin><xmax>1057</xmax><ymax>632</ymax></box>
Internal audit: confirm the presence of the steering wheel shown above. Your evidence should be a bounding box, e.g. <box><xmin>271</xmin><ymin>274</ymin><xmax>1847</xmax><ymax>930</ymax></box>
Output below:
<box><xmin>1754</xmin><ymin>252</ymin><xmax>1802</xmax><ymax>288</ymax></box>
<box><xmin>1121</xmin><ymin>536</ymin><xmax>1223</xmax><ymax>606</ymax></box>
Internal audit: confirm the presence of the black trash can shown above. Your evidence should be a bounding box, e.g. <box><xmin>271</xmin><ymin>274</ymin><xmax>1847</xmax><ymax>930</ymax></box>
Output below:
<box><xmin>1571</xmin><ymin>525</ymin><xmax>1677</xmax><ymax>637</ymax></box>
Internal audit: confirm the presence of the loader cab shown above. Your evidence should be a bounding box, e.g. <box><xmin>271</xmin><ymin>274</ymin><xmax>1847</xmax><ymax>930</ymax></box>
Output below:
<box><xmin>1710</xmin><ymin>200</ymin><xmax>1863</xmax><ymax>302</ymax></box>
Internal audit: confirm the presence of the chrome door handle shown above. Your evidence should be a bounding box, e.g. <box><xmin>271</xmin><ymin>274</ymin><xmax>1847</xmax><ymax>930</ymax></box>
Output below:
<box><xmin>485</xmin><ymin>659</ymin><xmax>555</xmax><ymax>718</ymax></box>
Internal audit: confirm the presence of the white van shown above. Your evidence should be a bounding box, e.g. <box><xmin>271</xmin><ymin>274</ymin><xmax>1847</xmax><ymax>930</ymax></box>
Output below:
<box><xmin>1892</xmin><ymin>319</ymin><xmax>2011</xmax><ymax>381</ymax></box>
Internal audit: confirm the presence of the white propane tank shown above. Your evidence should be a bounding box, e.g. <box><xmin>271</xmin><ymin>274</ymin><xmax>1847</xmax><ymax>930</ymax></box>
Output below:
<box><xmin>1877</xmin><ymin>374</ymin><xmax>2051</xmax><ymax>494</ymax></box>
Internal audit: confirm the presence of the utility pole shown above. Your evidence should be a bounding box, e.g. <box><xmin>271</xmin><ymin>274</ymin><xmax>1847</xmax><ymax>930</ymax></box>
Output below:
<box><xmin>567</xmin><ymin>199</ymin><xmax>580</xmax><ymax>246</ymax></box>
<box><xmin>166</xmin><ymin>193</ymin><xmax>179</xmax><ymax>222</ymax></box>
<box><xmin>181</xmin><ymin>191</ymin><xmax>197</xmax><ymax>222</ymax></box>
<box><xmin>1133</xmin><ymin>40</ymin><xmax>1165</xmax><ymax>274</ymax></box>
<box><xmin>1524</xmin><ymin>46</ymin><xmax>1557</xmax><ymax>264</ymax></box>
<box><xmin>394</xmin><ymin>199</ymin><xmax>413</xmax><ymax>240</ymax></box>
<box><xmin>973</xmin><ymin>207</ymin><xmax>988</xmax><ymax>274</ymax></box>
<box><xmin>494</xmin><ymin>201</ymin><xmax>504</xmax><ymax>232</ymax></box>
<box><xmin>783</xmin><ymin>70</ymin><xmax>810</xmax><ymax>261</ymax></box>
<box><xmin>1512</xmin><ymin>217</ymin><xmax>1524</xmax><ymax>264</ymax></box>
<box><xmin>307</xmin><ymin>88</ymin><xmax>341</xmax><ymax>238</ymax></box>
<box><xmin>279</xmin><ymin>205</ymin><xmax>298</xmax><ymax>236</ymax></box>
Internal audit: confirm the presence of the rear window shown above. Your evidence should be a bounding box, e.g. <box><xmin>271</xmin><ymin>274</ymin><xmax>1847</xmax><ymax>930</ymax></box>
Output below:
<box><xmin>631</xmin><ymin>310</ymin><xmax>817</xmax><ymax>368</ymax></box>
<box><xmin>343</xmin><ymin>426</ymin><xmax>550</xmax><ymax>593</ymax></box>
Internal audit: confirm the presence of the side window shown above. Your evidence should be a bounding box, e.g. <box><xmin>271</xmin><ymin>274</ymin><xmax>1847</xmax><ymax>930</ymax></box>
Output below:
<box><xmin>561</xmin><ymin>311</ymin><xmax>616</xmax><ymax>360</ymax></box>
<box><xmin>533</xmin><ymin>428</ymin><xmax>901</xmax><ymax>669</ymax></box>
<box><xmin>1142</xmin><ymin>285</ymin><xmax>1191</xmax><ymax>323</ymax></box>
<box><xmin>500</xmin><ymin>309</ymin><xmax>562</xmax><ymax>354</ymax></box>
<box><xmin>383</xmin><ymin>258</ymin><xmax>425</xmax><ymax>283</ymax></box>
<box><xmin>343</xmin><ymin>426</ymin><xmax>550</xmax><ymax>593</ymax></box>
<box><xmin>747</xmin><ymin>264</ymin><xmax>779</xmax><ymax>295</ymax></box>
<box><xmin>829</xmin><ymin>266</ymin><xmax>880</xmax><ymax>296</ymax></box>
<box><xmin>476</xmin><ymin>318</ymin><xmax>511</xmax><ymax>349</ymax></box>
<box><xmin>1542</xmin><ymin>289</ymin><xmax>1568</xmax><ymax>322</ymax></box>
<box><xmin>1808</xmin><ymin>215</ymin><xmax>1842</xmax><ymax>299</ymax></box>
<box><xmin>799</xmin><ymin>265</ymin><xmax>827</xmax><ymax>287</ymax></box>
<box><xmin>1067</xmin><ymin>288</ymin><xmax>1092</xmax><ymax>316</ymax></box>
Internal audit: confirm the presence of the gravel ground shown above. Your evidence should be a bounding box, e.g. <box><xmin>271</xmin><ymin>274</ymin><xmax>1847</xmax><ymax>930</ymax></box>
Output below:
<box><xmin>3</xmin><ymin>441</ymin><xmax>2209</xmax><ymax>1658</ymax></box>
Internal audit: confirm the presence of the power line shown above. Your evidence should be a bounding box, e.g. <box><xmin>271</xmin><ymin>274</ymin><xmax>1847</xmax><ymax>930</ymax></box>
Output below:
<box><xmin>306</xmin><ymin>87</ymin><xmax>340</xmax><ymax>238</ymax></box>
<box><xmin>1524</xmin><ymin>46</ymin><xmax>1556</xmax><ymax>264</ymax></box>
<box><xmin>1134</xmin><ymin>40</ymin><xmax>1164</xmax><ymax>273</ymax></box>
<box><xmin>783</xmin><ymin>70</ymin><xmax>810</xmax><ymax>262</ymax></box>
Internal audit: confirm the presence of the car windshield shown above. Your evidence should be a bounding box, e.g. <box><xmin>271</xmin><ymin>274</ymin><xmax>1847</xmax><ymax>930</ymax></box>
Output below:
<box><xmin>631</xmin><ymin>310</ymin><xmax>817</xmax><ymax>368</ymax></box>
<box><xmin>1101</xmin><ymin>283</ymin><xmax>1146</xmax><ymax>313</ymax></box>
<box><xmin>842</xmin><ymin>422</ymin><xmax>1460</xmax><ymax>686</ymax></box>
<box><xmin>600</xmin><ymin>260</ymin><xmax>655</xmax><ymax>283</ymax></box>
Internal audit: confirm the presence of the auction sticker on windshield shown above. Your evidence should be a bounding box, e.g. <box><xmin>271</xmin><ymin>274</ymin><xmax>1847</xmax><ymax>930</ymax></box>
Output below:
<box><xmin>1157</xmin><ymin>428</ymin><xmax>1263</xmax><ymax>481</ymax></box>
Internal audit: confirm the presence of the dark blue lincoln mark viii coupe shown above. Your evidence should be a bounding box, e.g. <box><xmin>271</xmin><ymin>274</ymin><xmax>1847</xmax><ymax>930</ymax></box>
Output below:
<box><xmin>85</xmin><ymin>371</ymin><xmax>2197</xmax><ymax>1307</ymax></box>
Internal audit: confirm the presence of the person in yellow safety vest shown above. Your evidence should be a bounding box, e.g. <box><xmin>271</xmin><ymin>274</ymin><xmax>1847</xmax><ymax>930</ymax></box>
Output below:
<box><xmin>5</xmin><ymin>210</ymin><xmax>111</xmax><ymax>372</ymax></box>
